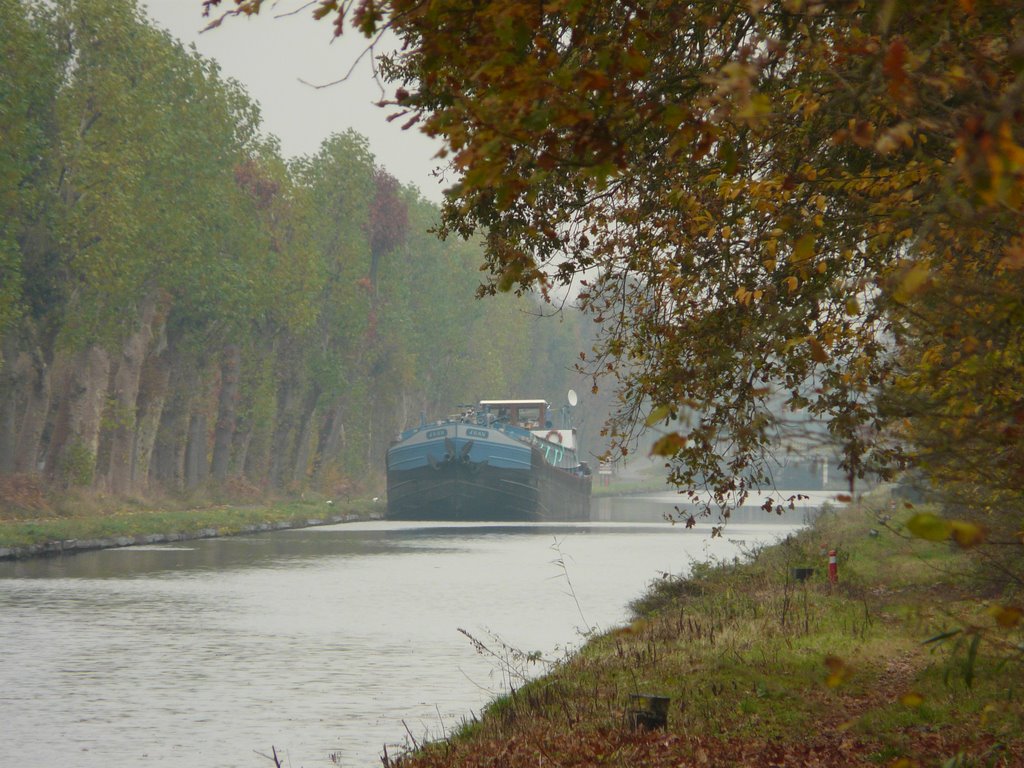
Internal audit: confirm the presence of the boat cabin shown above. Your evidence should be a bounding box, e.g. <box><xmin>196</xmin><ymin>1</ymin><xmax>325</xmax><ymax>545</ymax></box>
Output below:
<box><xmin>478</xmin><ymin>399</ymin><xmax>550</xmax><ymax>430</ymax></box>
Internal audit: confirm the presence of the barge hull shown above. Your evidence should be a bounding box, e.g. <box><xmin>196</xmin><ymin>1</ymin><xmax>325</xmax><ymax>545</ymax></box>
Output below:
<box><xmin>387</xmin><ymin>447</ymin><xmax>591</xmax><ymax>521</ymax></box>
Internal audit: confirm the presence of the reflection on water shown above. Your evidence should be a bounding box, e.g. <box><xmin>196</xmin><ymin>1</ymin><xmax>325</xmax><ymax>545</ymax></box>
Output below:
<box><xmin>0</xmin><ymin>496</ymin><xmax>808</xmax><ymax>768</ymax></box>
<box><xmin>592</xmin><ymin>489</ymin><xmax>840</xmax><ymax>524</ymax></box>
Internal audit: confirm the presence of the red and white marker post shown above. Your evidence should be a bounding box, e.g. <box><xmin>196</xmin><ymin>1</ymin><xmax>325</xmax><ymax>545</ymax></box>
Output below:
<box><xmin>828</xmin><ymin>549</ymin><xmax>838</xmax><ymax>585</ymax></box>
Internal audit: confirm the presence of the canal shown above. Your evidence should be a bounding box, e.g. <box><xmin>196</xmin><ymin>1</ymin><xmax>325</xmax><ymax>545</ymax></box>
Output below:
<box><xmin>0</xmin><ymin>494</ymin><xmax>816</xmax><ymax>767</ymax></box>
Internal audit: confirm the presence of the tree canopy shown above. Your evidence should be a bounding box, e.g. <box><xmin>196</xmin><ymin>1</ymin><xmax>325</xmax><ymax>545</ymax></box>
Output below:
<box><xmin>204</xmin><ymin>0</ymin><xmax>1024</xmax><ymax>526</ymax></box>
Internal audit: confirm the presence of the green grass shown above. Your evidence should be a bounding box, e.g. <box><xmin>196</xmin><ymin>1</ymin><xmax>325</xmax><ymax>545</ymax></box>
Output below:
<box><xmin>0</xmin><ymin>497</ymin><xmax>382</xmax><ymax>551</ymax></box>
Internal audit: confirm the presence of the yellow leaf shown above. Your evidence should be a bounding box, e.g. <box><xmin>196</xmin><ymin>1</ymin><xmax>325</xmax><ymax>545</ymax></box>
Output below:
<box><xmin>793</xmin><ymin>233</ymin><xmax>816</xmax><ymax>263</ymax></box>
<box><xmin>784</xmin><ymin>275</ymin><xmax>799</xmax><ymax>293</ymax></box>
<box><xmin>980</xmin><ymin>702</ymin><xmax>999</xmax><ymax>726</ymax></box>
<box><xmin>824</xmin><ymin>655</ymin><xmax>850</xmax><ymax>687</ymax></box>
<box><xmin>988</xmin><ymin>605</ymin><xmax>1023</xmax><ymax>628</ymax></box>
<box><xmin>845</xmin><ymin>297</ymin><xmax>860</xmax><ymax>316</ymax></box>
<box><xmin>899</xmin><ymin>692</ymin><xmax>924</xmax><ymax>708</ymax></box>
<box><xmin>906</xmin><ymin>512</ymin><xmax>952</xmax><ymax>542</ymax></box>
<box><xmin>890</xmin><ymin>759</ymin><xmax>918</xmax><ymax>768</ymax></box>
<box><xmin>949</xmin><ymin>520</ymin><xmax>985</xmax><ymax>549</ymax></box>
<box><xmin>897</xmin><ymin>261</ymin><xmax>930</xmax><ymax>299</ymax></box>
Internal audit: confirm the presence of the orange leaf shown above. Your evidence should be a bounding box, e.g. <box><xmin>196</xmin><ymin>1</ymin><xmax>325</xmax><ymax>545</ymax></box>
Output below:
<box><xmin>807</xmin><ymin>337</ymin><xmax>830</xmax><ymax>363</ymax></box>
<box><xmin>949</xmin><ymin>520</ymin><xmax>985</xmax><ymax>548</ymax></box>
<box><xmin>883</xmin><ymin>38</ymin><xmax>908</xmax><ymax>98</ymax></box>
<box><xmin>997</xmin><ymin>240</ymin><xmax>1024</xmax><ymax>270</ymax></box>
<box><xmin>988</xmin><ymin>605</ymin><xmax>1023</xmax><ymax>628</ymax></box>
<box><xmin>650</xmin><ymin>432</ymin><xmax>687</xmax><ymax>457</ymax></box>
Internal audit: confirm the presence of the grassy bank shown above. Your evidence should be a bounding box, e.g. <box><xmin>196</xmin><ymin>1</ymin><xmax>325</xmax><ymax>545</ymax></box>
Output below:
<box><xmin>591</xmin><ymin>476</ymin><xmax>670</xmax><ymax>498</ymax></box>
<box><xmin>397</xmin><ymin>498</ymin><xmax>1023</xmax><ymax>767</ymax></box>
<box><xmin>0</xmin><ymin>495</ymin><xmax>381</xmax><ymax>554</ymax></box>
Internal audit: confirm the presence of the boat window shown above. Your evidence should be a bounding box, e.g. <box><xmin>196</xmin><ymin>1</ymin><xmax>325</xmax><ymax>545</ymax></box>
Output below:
<box><xmin>517</xmin><ymin>406</ymin><xmax>543</xmax><ymax>428</ymax></box>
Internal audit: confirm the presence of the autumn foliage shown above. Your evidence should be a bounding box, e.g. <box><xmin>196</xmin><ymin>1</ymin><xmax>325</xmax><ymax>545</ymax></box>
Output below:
<box><xmin>202</xmin><ymin>1</ymin><xmax>1024</xmax><ymax>533</ymax></box>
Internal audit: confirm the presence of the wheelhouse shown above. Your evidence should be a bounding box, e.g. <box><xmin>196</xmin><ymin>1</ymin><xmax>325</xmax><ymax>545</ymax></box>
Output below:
<box><xmin>478</xmin><ymin>399</ymin><xmax>550</xmax><ymax>430</ymax></box>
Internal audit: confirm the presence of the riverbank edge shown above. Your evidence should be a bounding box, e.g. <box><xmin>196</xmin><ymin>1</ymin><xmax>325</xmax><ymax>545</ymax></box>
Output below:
<box><xmin>0</xmin><ymin>503</ymin><xmax>384</xmax><ymax>561</ymax></box>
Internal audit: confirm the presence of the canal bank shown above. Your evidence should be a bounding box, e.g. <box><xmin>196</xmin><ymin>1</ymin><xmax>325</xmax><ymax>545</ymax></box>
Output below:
<box><xmin>0</xmin><ymin>498</ymin><xmax>383</xmax><ymax>560</ymax></box>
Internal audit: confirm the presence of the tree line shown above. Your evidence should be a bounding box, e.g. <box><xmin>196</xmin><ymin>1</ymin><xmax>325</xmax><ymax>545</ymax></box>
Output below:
<box><xmin>0</xmin><ymin>0</ymin><xmax>585</xmax><ymax>504</ymax></box>
<box><xmin>228</xmin><ymin>0</ymin><xmax>1023</xmax><ymax>541</ymax></box>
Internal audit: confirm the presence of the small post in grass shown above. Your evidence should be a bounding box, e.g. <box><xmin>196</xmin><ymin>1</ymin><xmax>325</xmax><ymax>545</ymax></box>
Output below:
<box><xmin>627</xmin><ymin>693</ymin><xmax>671</xmax><ymax>730</ymax></box>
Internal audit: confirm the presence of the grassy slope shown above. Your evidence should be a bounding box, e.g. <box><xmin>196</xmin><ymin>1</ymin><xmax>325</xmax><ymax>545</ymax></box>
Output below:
<box><xmin>399</xmin><ymin>499</ymin><xmax>1023</xmax><ymax>767</ymax></box>
<box><xmin>0</xmin><ymin>495</ymin><xmax>382</xmax><ymax>550</ymax></box>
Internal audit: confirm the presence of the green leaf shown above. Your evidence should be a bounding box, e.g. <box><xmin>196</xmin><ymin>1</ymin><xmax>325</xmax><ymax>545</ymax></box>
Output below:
<box><xmin>964</xmin><ymin>632</ymin><xmax>980</xmax><ymax>688</ymax></box>
<box><xmin>644</xmin><ymin>404</ymin><xmax>672</xmax><ymax>426</ymax></box>
<box><xmin>923</xmin><ymin>628</ymin><xmax>962</xmax><ymax>645</ymax></box>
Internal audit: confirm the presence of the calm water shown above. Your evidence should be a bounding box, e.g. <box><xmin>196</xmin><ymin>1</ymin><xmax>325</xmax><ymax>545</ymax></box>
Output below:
<box><xmin>0</xmin><ymin>494</ymin><xmax>814</xmax><ymax>768</ymax></box>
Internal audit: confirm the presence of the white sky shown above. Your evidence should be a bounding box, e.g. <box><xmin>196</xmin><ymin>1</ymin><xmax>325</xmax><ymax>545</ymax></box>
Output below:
<box><xmin>143</xmin><ymin>0</ymin><xmax>449</xmax><ymax>202</ymax></box>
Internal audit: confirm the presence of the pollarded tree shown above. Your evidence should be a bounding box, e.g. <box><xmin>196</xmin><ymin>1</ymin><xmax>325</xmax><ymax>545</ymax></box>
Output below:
<box><xmin>205</xmin><ymin>0</ymin><xmax>1024</xmax><ymax>522</ymax></box>
<box><xmin>42</xmin><ymin>0</ymin><xmax>172</xmax><ymax>487</ymax></box>
<box><xmin>289</xmin><ymin>131</ymin><xmax>377</xmax><ymax>485</ymax></box>
<box><xmin>0</xmin><ymin>0</ymin><xmax>62</xmax><ymax>474</ymax></box>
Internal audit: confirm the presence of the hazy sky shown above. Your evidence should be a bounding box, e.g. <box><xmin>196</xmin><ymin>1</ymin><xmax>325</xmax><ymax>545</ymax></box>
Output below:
<box><xmin>143</xmin><ymin>1</ymin><xmax>448</xmax><ymax>201</ymax></box>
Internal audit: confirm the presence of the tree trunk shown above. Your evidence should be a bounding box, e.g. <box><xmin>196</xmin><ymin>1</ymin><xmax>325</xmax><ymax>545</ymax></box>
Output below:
<box><xmin>0</xmin><ymin>336</ymin><xmax>22</xmax><ymax>473</ymax></box>
<box><xmin>47</xmin><ymin>346</ymin><xmax>110</xmax><ymax>487</ymax></box>
<box><xmin>15</xmin><ymin>347</ymin><xmax>52</xmax><ymax>474</ymax></box>
<box><xmin>150</xmin><ymin>358</ymin><xmax>193</xmax><ymax>492</ymax></box>
<box><xmin>132</xmin><ymin>345</ymin><xmax>171</xmax><ymax>491</ymax></box>
<box><xmin>365</xmin><ymin>398</ymin><xmax>374</xmax><ymax>474</ymax></box>
<box><xmin>230</xmin><ymin>418</ymin><xmax>252</xmax><ymax>478</ymax></box>
<box><xmin>210</xmin><ymin>343</ymin><xmax>240</xmax><ymax>484</ymax></box>
<box><xmin>266</xmin><ymin>339</ymin><xmax>301</xmax><ymax>489</ymax></box>
<box><xmin>291</xmin><ymin>385</ymin><xmax>321</xmax><ymax>485</ymax></box>
<box><xmin>106</xmin><ymin>293</ymin><xmax>160</xmax><ymax>495</ymax></box>
<box><xmin>184</xmin><ymin>411</ymin><xmax>208</xmax><ymax>490</ymax></box>
<box><xmin>0</xmin><ymin>394</ymin><xmax>17</xmax><ymax>474</ymax></box>
<box><xmin>313</xmin><ymin>400</ymin><xmax>343</xmax><ymax>480</ymax></box>
<box><xmin>269</xmin><ymin>368</ymin><xmax>300</xmax><ymax>489</ymax></box>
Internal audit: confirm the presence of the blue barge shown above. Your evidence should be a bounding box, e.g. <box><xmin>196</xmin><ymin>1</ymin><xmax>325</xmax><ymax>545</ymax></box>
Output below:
<box><xmin>385</xmin><ymin>398</ymin><xmax>592</xmax><ymax>521</ymax></box>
